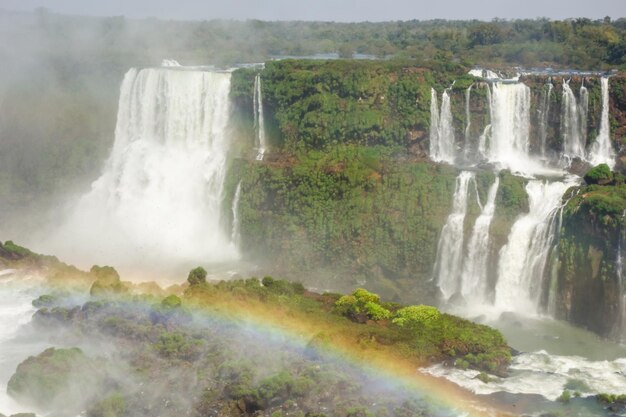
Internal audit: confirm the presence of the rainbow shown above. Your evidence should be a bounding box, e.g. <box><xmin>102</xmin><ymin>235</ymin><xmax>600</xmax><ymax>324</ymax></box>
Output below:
<box><xmin>15</xmin><ymin>271</ymin><xmax>513</xmax><ymax>417</ymax></box>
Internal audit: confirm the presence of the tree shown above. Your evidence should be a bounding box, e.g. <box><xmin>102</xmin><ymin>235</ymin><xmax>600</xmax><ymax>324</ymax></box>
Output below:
<box><xmin>187</xmin><ymin>267</ymin><xmax>207</xmax><ymax>286</ymax></box>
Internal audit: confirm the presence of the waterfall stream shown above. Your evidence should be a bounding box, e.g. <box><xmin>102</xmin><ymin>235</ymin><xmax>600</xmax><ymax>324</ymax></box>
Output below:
<box><xmin>434</xmin><ymin>171</ymin><xmax>475</xmax><ymax>300</ymax></box>
<box><xmin>589</xmin><ymin>77</ymin><xmax>616</xmax><ymax>168</ymax></box>
<box><xmin>254</xmin><ymin>73</ymin><xmax>268</xmax><ymax>161</ymax></box>
<box><xmin>459</xmin><ymin>176</ymin><xmax>499</xmax><ymax>303</ymax></box>
<box><xmin>45</xmin><ymin>66</ymin><xmax>240</xmax><ymax>271</ymax></box>
<box><xmin>429</xmin><ymin>88</ymin><xmax>455</xmax><ymax>164</ymax></box>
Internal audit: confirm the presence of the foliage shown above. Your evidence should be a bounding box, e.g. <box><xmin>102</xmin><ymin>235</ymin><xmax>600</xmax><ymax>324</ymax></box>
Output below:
<box><xmin>7</xmin><ymin>347</ymin><xmax>102</xmax><ymax>410</ymax></box>
<box><xmin>334</xmin><ymin>288</ymin><xmax>391</xmax><ymax>321</ymax></box>
<box><xmin>392</xmin><ymin>305</ymin><xmax>441</xmax><ymax>328</ymax></box>
<box><xmin>87</xmin><ymin>393</ymin><xmax>126</xmax><ymax>417</ymax></box>
<box><xmin>187</xmin><ymin>266</ymin><xmax>208</xmax><ymax>286</ymax></box>
<box><xmin>584</xmin><ymin>164</ymin><xmax>613</xmax><ymax>185</ymax></box>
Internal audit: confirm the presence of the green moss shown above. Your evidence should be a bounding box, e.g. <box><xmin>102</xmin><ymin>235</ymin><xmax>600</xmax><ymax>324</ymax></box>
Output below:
<box><xmin>584</xmin><ymin>163</ymin><xmax>613</xmax><ymax>185</ymax></box>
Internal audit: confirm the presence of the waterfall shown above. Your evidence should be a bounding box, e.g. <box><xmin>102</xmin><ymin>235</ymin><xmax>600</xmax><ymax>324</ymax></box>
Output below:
<box><xmin>231</xmin><ymin>181</ymin><xmax>242</xmax><ymax>249</ymax></box>
<box><xmin>47</xmin><ymin>67</ymin><xmax>239</xmax><ymax>269</ymax></box>
<box><xmin>459</xmin><ymin>176</ymin><xmax>500</xmax><ymax>303</ymax></box>
<box><xmin>538</xmin><ymin>82</ymin><xmax>553</xmax><ymax>158</ymax></box>
<box><xmin>588</xmin><ymin>77</ymin><xmax>616</xmax><ymax>168</ymax></box>
<box><xmin>429</xmin><ymin>88</ymin><xmax>455</xmax><ymax>164</ymax></box>
<box><xmin>254</xmin><ymin>73</ymin><xmax>268</xmax><ymax>161</ymax></box>
<box><xmin>435</xmin><ymin>171</ymin><xmax>475</xmax><ymax>300</ymax></box>
<box><xmin>464</xmin><ymin>85</ymin><xmax>473</xmax><ymax>161</ymax></box>
<box><xmin>561</xmin><ymin>80</ymin><xmax>586</xmax><ymax>160</ymax></box>
<box><xmin>579</xmin><ymin>81</ymin><xmax>589</xmax><ymax>152</ymax></box>
<box><xmin>487</xmin><ymin>82</ymin><xmax>533</xmax><ymax>174</ymax></box>
<box><xmin>494</xmin><ymin>180</ymin><xmax>575</xmax><ymax>314</ymax></box>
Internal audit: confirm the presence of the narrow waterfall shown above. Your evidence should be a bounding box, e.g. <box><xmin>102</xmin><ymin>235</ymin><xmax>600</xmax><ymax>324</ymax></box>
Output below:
<box><xmin>561</xmin><ymin>80</ymin><xmax>586</xmax><ymax>160</ymax></box>
<box><xmin>435</xmin><ymin>171</ymin><xmax>475</xmax><ymax>300</ymax></box>
<box><xmin>254</xmin><ymin>73</ymin><xmax>268</xmax><ymax>161</ymax></box>
<box><xmin>487</xmin><ymin>82</ymin><xmax>532</xmax><ymax>173</ymax></box>
<box><xmin>47</xmin><ymin>67</ymin><xmax>239</xmax><ymax>268</ymax></box>
<box><xmin>231</xmin><ymin>181</ymin><xmax>243</xmax><ymax>249</ymax></box>
<box><xmin>459</xmin><ymin>176</ymin><xmax>500</xmax><ymax>303</ymax></box>
<box><xmin>464</xmin><ymin>85</ymin><xmax>473</xmax><ymax>160</ymax></box>
<box><xmin>494</xmin><ymin>180</ymin><xmax>574</xmax><ymax>313</ymax></box>
<box><xmin>429</xmin><ymin>88</ymin><xmax>455</xmax><ymax>164</ymax></box>
<box><xmin>579</xmin><ymin>81</ymin><xmax>589</xmax><ymax>151</ymax></box>
<box><xmin>589</xmin><ymin>77</ymin><xmax>616</xmax><ymax>168</ymax></box>
<box><xmin>477</xmin><ymin>84</ymin><xmax>492</xmax><ymax>159</ymax></box>
<box><xmin>538</xmin><ymin>82</ymin><xmax>553</xmax><ymax>158</ymax></box>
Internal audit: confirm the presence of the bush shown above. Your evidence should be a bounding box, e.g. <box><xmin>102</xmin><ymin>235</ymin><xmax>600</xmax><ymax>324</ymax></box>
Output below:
<box><xmin>334</xmin><ymin>289</ymin><xmax>390</xmax><ymax>321</ymax></box>
<box><xmin>363</xmin><ymin>301</ymin><xmax>390</xmax><ymax>320</ymax></box>
<box><xmin>584</xmin><ymin>164</ymin><xmax>613</xmax><ymax>185</ymax></box>
<box><xmin>392</xmin><ymin>305</ymin><xmax>441</xmax><ymax>328</ymax></box>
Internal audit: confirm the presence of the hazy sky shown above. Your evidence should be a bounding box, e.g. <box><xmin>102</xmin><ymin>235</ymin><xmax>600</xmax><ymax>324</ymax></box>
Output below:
<box><xmin>0</xmin><ymin>0</ymin><xmax>623</xmax><ymax>21</ymax></box>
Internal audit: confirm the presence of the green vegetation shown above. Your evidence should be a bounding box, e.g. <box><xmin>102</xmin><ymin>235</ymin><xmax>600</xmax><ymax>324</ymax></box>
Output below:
<box><xmin>7</xmin><ymin>347</ymin><xmax>102</xmax><ymax>411</ymax></box>
<box><xmin>187</xmin><ymin>266</ymin><xmax>208</xmax><ymax>286</ymax></box>
<box><xmin>584</xmin><ymin>163</ymin><xmax>614</xmax><ymax>185</ymax></box>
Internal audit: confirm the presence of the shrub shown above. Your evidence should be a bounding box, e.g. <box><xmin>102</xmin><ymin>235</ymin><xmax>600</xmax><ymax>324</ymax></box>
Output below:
<box><xmin>557</xmin><ymin>390</ymin><xmax>572</xmax><ymax>403</ymax></box>
<box><xmin>161</xmin><ymin>295</ymin><xmax>182</xmax><ymax>309</ymax></box>
<box><xmin>392</xmin><ymin>305</ymin><xmax>441</xmax><ymax>328</ymax></box>
<box><xmin>584</xmin><ymin>164</ymin><xmax>613</xmax><ymax>185</ymax></box>
<box><xmin>363</xmin><ymin>301</ymin><xmax>390</xmax><ymax>321</ymax></box>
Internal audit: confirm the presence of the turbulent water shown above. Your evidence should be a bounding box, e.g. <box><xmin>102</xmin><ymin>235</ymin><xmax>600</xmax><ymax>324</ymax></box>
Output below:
<box><xmin>43</xmin><ymin>66</ymin><xmax>239</xmax><ymax>275</ymax></box>
<box><xmin>0</xmin><ymin>271</ymin><xmax>44</xmax><ymax>415</ymax></box>
<box><xmin>434</xmin><ymin>171</ymin><xmax>475</xmax><ymax>300</ymax></box>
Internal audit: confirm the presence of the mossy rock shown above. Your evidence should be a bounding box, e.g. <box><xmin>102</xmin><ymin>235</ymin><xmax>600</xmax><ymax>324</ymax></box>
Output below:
<box><xmin>7</xmin><ymin>347</ymin><xmax>104</xmax><ymax>412</ymax></box>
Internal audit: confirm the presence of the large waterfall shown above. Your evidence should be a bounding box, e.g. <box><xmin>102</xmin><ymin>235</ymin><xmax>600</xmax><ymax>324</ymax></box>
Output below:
<box><xmin>429</xmin><ymin>88</ymin><xmax>455</xmax><ymax>164</ymax></box>
<box><xmin>46</xmin><ymin>66</ymin><xmax>239</xmax><ymax>272</ymax></box>
<box><xmin>254</xmin><ymin>73</ymin><xmax>268</xmax><ymax>161</ymax></box>
<box><xmin>459</xmin><ymin>176</ymin><xmax>499</xmax><ymax>303</ymax></box>
<box><xmin>589</xmin><ymin>77</ymin><xmax>616</xmax><ymax>168</ymax></box>
<box><xmin>434</xmin><ymin>171</ymin><xmax>475</xmax><ymax>300</ymax></box>
<box><xmin>494</xmin><ymin>180</ymin><xmax>574</xmax><ymax>313</ymax></box>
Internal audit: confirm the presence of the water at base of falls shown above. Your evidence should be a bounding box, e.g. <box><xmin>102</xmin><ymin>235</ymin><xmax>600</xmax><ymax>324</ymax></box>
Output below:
<box><xmin>0</xmin><ymin>271</ymin><xmax>46</xmax><ymax>415</ymax></box>
<box><xmin>41</xmin><ymin>66</ymin><xmax>240</xmax><ymax>276</ymax></box>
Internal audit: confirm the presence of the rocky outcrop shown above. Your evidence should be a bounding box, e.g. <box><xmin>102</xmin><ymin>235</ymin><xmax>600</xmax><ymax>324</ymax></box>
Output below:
<box><xmin>555</xmin><ymin>179</ymin><xmax>625</xmax><ymax>341</ymax></box>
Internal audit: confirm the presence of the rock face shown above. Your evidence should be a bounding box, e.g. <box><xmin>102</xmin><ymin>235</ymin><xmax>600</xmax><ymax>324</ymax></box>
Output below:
<box><xmin>555</xmin><ymin>180</ymin><xmax>626</xmax><ymax>341</ymax></box>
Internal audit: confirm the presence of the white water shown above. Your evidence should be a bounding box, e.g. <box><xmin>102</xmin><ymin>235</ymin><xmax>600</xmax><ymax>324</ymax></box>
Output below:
<box><xmin>254</xmin><ymin>73</ymin><xmax>268</xmax><ymax>161</ymax></box>
<box><xmin>435</xmin><ymin>171</ymin><xmax>475</xmax><ymax>300</ymax></box>
<box><xmin>495</xmin><ymin>180</ymin><xmax>576</xmax><ymax>314</ymax></box>
<box><xmin>487</xmin><ymin>82</ymin><xmax>554</xmax><ymax>176</ymax></box>
<box><xmin>0</xmin><ymin>271</ymin><xmax>44</xmax><ymax>415</ymax></box>
<box><xmin>429</xmin><ymin>88</ymin><xmax>455</xmax><ymax>164</ymax></box>
<box><xmin>538</xmin><ymin>83</ymin><xmax>553</xmax><ymax>158</ymax></box>
<box><xmin>561</xmin><ymin>80</ymin><xmax>587</xmax><ymax>160</ymax></box>
<box><xmin>231</xmin><ymin>181</ymin><xmax>242</xmax><ymax>249</ymax></box>
<box><xmin>459</xmin><ymin>176</ymin><xmax>500</xmax><ymax>303</ymax></box>
<box><xmin>588</xmin><ymin>77</ymin><xmax>616</xmax><ymax>168</ymax></box>
<box><xmin>44</xmin><ymin>67</ymin><xmax>239</xmax><ymax>274</ymax></box>
<box><xmin>464</xmin><ymin>85</ymin><xmax>472</xmax><ymax>161</ymax></box>
<box><xmin>424</xmin><ymin>351</ymin><xmax>626</xmax><ymax>402</ymax></box>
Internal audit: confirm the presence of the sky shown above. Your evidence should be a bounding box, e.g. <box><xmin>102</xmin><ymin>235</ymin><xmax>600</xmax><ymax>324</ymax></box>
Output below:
<box><xmin>0</xmin><ymin>0</ymin><xmax>623</xmax><ymax>22</ymax></box>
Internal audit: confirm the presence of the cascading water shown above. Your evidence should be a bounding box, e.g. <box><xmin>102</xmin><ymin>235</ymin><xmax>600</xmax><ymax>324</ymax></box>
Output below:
<box><xmin>561</xmin><ymin>80</ymin><xmax>587</xmax><ymax>160</ymax></box>
<box><xmin>494</xmin><ymin>180</ymin><xmax>575</xmax><ymax>314</ymax></box>
<box><xmin>253</xmin><ymin>73</ymin><xmax>268</xmax><ymax>161</ymax></box>
<box><xmin>463</xmin><ymin>85</ymin><xmax>473</xmax><ymax>161</ymax></box>
<box><xmin>45</xmin><ymin>66</ymin><xmax>239</xmax><ymax>272</ymax></box>
<box><xmin>231</xmin><ymin>181</ymin><xmax>242</xmax><ymax>249</ymax></box>
<box><xmin>429</xmin><ymin>88</ymin><xmax>455</xmax><ymax>164</ymax></box>
<box><xmin>588</xmin><ymin>77</ymin><xmax>616</xmax><ymax>168</ymax></box>
<box><xmin>538</xmin><ymin>82</ymin><xmax>553</xmax><ymax>158</ymax></box>
<box><xmin>434</xmin><ymin>171</ymin><xmax>475</xmax><ymax>300</ymax></box>
<box><xmin>459</xmin><ymin>176</ymin><xmax>500</xmax><ymax>303</ymax></box>
<box><xmin>487</xmin><ymin>82</ymin><xmax>534</xmax><ymax>174</ymax></box>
